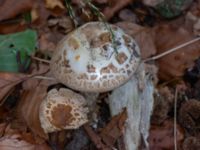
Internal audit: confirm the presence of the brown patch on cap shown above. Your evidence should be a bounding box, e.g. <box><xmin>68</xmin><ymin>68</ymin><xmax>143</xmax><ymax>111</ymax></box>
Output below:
<box><xmin>101</xmin><ymin>66</ymin><xmax>111</xmax><ymax>74</ymax></box>
<box><xmin>99</xmin><ymin>32</ymin><xmax>112</xmax><ymax>43</ymax></box>
<box><xmin>75</xmin><ymin>55</ymin><xmax>80</xmax><ymax>61</ymax></box>
<box><xmin>50</xmin><ymin>104</ymin><xmax>75</xmax><ymax>128</ymax></box>
<box><xmin>100</xmin><ymin>63</ymin><xmax>118</xmax><ymax>74</ymax></box>
<box><xmin>123</xmin><ymin>35</ymin><xmax>131</xmax><ymax>45</ymax></box>
<box><xmin>108</xmin><ymin>63</ymin><xmax>118</xmax><ymax>73</ymax></box>
<box><xmin>87</xmin><ymin>65</ymin><xmax>96</xmax><ymax>73</ymax></box>
<box><xmin>68</xmin><ymin>37</ymin><xmax>79</xmax><ymax>50</ymax></box>
<box><xmin>78</xmin><ymin>73</ymin><xmax>88</xmax><ymax>80</ymax></box>
<box><xmin>91</xmin><ymin>32</ymin><xmax>111</xmax><ymax>48</ymax></box>
<box><xmin>116</xmin><ymin>52</ymin><xmax>128</xmax><ymax>64</ymax></box>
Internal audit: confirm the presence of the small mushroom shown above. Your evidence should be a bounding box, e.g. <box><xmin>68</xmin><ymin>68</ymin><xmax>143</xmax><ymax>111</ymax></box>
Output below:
<box><xmin>50</xmin><ymin>22</ymin><xmax>140</xmax><ymax>92</ymax></box>
<box><xmin>39</xmin><ymin>88</ymin><xmax>88</xmax><ymax>133</ymax></box>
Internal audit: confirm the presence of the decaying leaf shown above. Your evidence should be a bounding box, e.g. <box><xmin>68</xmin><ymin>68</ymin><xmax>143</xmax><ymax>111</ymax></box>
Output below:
<box><xmin>100</xmin><ymin>109</ymin><xmax>127</xmax><ymax>147</ymax></box>
<box><xmin>149</xmin><ymin>119</ymin><xmax>184</xmax><ymax>150</ymax></box>
<box><xmin>0</xmin><ymin>0</ymin><xmax>35</xmax><ymax>21</ymax></box>
<box><xmin>183</xmin><ymin>136</ymin><xmax>200</xmax><ymax>150</ymax></box>
<box><xmin>178</xmin><ymin>99</ymin><xmax>200</xmax><ymax>133</ymax></box>
<box><xmin>17</xmin><ymin>78</ymin><xmax>56</xmax><ymax>140</ymax></box>
<box><xmin>102</xmin><ymin>0</ymin><xmax>133</xmax><ymax>20</ymax></box>
<box><xmin>84</xmin><ymin>124</ymin><xmax>111</xmax><ymax>150</ymax></box>
<box><xmin>154</xmin><ymin>20</ymin><xmax>200</xmax><ymax>80</ymax></box>
<box><xmin>0</xmin><ymin>72</ymin><xmax>28</xmax><ymax>105</ymax></box>
<box><xmin>45</xmin><ymin>0</ymin><xmax>65</xmax><ymax>9</ymax></box>
<box><xmin>0</xmin><ymin>124</ymin><xmax>51</xmax><ymax>150</ymax></box>
<box><xmin>0</xmin><ymin>64</ymin><xmax>49</xmax><ymax>106</ymax></box>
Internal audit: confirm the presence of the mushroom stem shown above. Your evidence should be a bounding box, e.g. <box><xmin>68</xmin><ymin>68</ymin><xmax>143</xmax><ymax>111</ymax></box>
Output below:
<box><xmin>81</xmin><ymin>92</ymin><xmax>99</xmax><ymax>123</ymax></box>
<box><xmin>109</xmin><ymin>64</ymin><xmax>155</xmax><ymax>150</ymax></box>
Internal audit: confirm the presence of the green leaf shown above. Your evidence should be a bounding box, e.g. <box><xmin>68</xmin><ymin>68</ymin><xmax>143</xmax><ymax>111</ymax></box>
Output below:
<box><xmin>0</xmin><ymin>29</ymin><xmax>37</xmax><ymax>72</ymax></box>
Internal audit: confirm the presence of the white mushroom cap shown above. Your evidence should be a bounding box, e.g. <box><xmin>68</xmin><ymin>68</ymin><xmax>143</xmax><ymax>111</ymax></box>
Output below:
<box><xmin>50</xmin><ymin>22</ymin><xmax>141</xmax><ymax>92</ymax></box>
<box><xmin>39</xmin><ymin>88</ymin><xmax>88</xmax><ymax>133</ymax></box>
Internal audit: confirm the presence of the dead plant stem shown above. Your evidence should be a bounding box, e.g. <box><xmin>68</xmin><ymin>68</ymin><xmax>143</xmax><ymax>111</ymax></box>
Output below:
<box><xmin>31</xmin><ymin>56</ymin><xmax>51</xmax><ymax>64</ymax></box>
<box><xmin>144</xmin><ymin>36</ymin><xmax>200</xmax><ymax>62</ymax></box>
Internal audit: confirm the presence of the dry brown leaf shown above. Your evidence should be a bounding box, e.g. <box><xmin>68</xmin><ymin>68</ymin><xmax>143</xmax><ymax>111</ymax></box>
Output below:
<box><xmin>18</xmin><ymin>81</ymin><xmax>49</xmax><ymax>139</ymax></box>
<box><xmin>102</xmin><ymin>0</ymin><xmax>133</xmax><ymax>20</ymax></box>
<box><xmin>154</xmin><ymin>21</ymin><xmax>200</xmax><ymax>80</ymax></box>
<box><xmin>38</xmin><ymin>28</ymin><xmax>65</xmax><ymax>52</ymax></box>
<box><xmin>83</xmin><ymin>124</ymin><xmax>111</xmax><ymax>150</ymax></box>
<box><xmin>179</xmin><ymin>99</ymin><xmax>200</xmax><ymax>133</ymax></box>
<box><xmin>0</xmin><ymin>124</ymin><xmax>51</xmax><ymax>150</ymax></box>
<box><xmin>149</xmin><ymin>119</ymin><xmax>184</xmax><ymax>150</ymax></box>
<box><xmin>0</xmin><ymin>0</ymin><xmax>35</xmax><ymax>21</ymax></box>
<box><xmin>0</xmin><ymin>64</ymin><xmax>49</xmax><ymax>106</ymax></box>
<box><xmin>0</xmin><ymin>73</ymin><xmax>28</xmax><ymax>105</ymax></box>
<box><xmin>183</xmin><ymin>136</ymin><xmax>200</xmax><ymax>150</ymax></box>
<box><xmin>116</xmin><ymin>22</ymin><xmax>157</xmax><ymax>59</ymax></box>
<box><xmin>118</xmin><ymin>9</ymin><xmax>137</xmax><ymax>23</ymax></box>
<box><xmin>0</xmin><ymin>123</ymin><xmax>7</xmax><ymax>137</ymax></box>
<box><xmin>100</xmin><ymin>109</ymin><xmax>127</xmax><ymax>147</ymax></box>
<box><xmin>45</xmin><ymin>0</ymin><xmax>64</xmax><ymax>9</ymax></box>
<box><xmin>0</xmin><ymin>22</ymin><xmax>27</xmax><ymax>34</ymax></box>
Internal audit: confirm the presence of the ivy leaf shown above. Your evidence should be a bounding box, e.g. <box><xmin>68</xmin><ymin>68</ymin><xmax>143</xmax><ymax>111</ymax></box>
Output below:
<box><xmin>0</xmin><ymin>29</ymin><xmax>37</xmax><ymax>72</ymax></box>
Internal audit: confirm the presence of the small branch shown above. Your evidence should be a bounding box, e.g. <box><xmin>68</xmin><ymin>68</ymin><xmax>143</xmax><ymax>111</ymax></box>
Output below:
<box><xmin>144</xmin><ymin>36</ymin><xmax>200</xmax><ymax>62</ymax></box>
<box><xmin>33</xmin><ymin>76</ymin><xmax>56</xmax><ymax>80</ymax></box>
<box><xmin>31</xmin><ymin>56</ymin><xmax>51</xmax><ymax>64</ymax></box>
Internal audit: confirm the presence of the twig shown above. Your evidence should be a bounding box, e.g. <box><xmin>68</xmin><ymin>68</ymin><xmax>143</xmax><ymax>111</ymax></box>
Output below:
<box><xmin>31</xmin><ymin>56</ymin><xmax>51</xmax><ymax>64</ymax></box>
<box><xmin>174</xmin><ymin>87</ymin><xmax>178</xmax><ymax>150</ymax></box>
<box><xmin>33</xmin><ymin>76</ymin><xmax>55</xmax><ymax>80</ymax></box>
<box><xmin>143</xmin><ymin>36</ymin><xmax>200</xmax><ymax>62</ymax></box>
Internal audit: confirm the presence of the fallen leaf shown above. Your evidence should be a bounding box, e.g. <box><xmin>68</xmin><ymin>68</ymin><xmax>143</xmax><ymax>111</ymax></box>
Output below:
<box><xmin>0</xmin><ymin>29</ymin><xmax>37</xmax><ymax>72</ymax></box>
<box><xmin>179</xmin><ymin>99</ymin><xmax>200</xmax><ymax>132</ymax></box>
<box><xmin>116</xmin><ymin>22</ymin><xmax>157</xmax><ymax>58</ymax></box>
<box><xmin>0</xmin><ymin>72</ymin><xmax>27</xmax><ymax>105</ymax></box>
<box><xmin>118</xmin><ymin>9</ymin><xmax>137</xmax><ymax>23</ymax></box>
<box><xmin>45</xmin><ymin>0</ymin><xmax>65</xmax><ymax>9</ymax></box>
<box><xmin>154</xmin><ymin>20</ymin><xmax>200</xmax><ymax>80</ymax></box>
<box><xmin>0</xmin><ymin>0</ymin><xmax>35</xmax><ymax>21</ymax></box>
<box><xmin>18</xmin><ymin>83</ymin><xmax>48</xmax><ymax>139</ymax></box>
<box><xmin>100</xmin><ymin>108</ymin><xmax>127</xmax><ymax>147</ymax></box>
<box><xmin>0</xmin><ymin>21</ymin><xmax>27</xmax><ymax>34</ymax></box>
<box><xmin>102</xmin><ymin>0</ymin><xmax>133</xmax><ymax>20</ymax></box>
<box><xmin>0</xmin><ymin>64</ymin><xmax>49</xmax><ymax>105</ymax></box>
<box><xmin>0</xmin><ymin>124</ymin><xmax>51</xmax><ymax>150</ymax></box>
<box><xmin>17</xmin><ymin>76</ymin><xmax>57</xmax><ymax>139</ymax></box>
<box><xmin>83</xmin><ymin>124</ymin><xmax>111</xmax><ymax>150</ymax></box>
<box><xmin>183</xmin><ymin>136</ymin><xmax>200</xmax><ymax>150</ymax></box>
<box><xmin>149</xmin><ymin>119</ymin><xmax>184</xmax><ymax>150</ymax></box>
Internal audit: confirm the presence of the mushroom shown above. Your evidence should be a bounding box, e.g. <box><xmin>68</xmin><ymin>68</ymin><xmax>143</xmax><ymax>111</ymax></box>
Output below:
<box><xmin>50</xmin><ymin>21</ymin><xmax>141</xmax><ymax>92</ymax></box>
<box><xmin>48</xmin><ymin>22</ymin><xmax>154</xmax><ymax>150</ymax></box>
<box><xmin>39</xmin><ymin>88</ymin><xmax>88</xmax><ymax>133</ymax></box>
